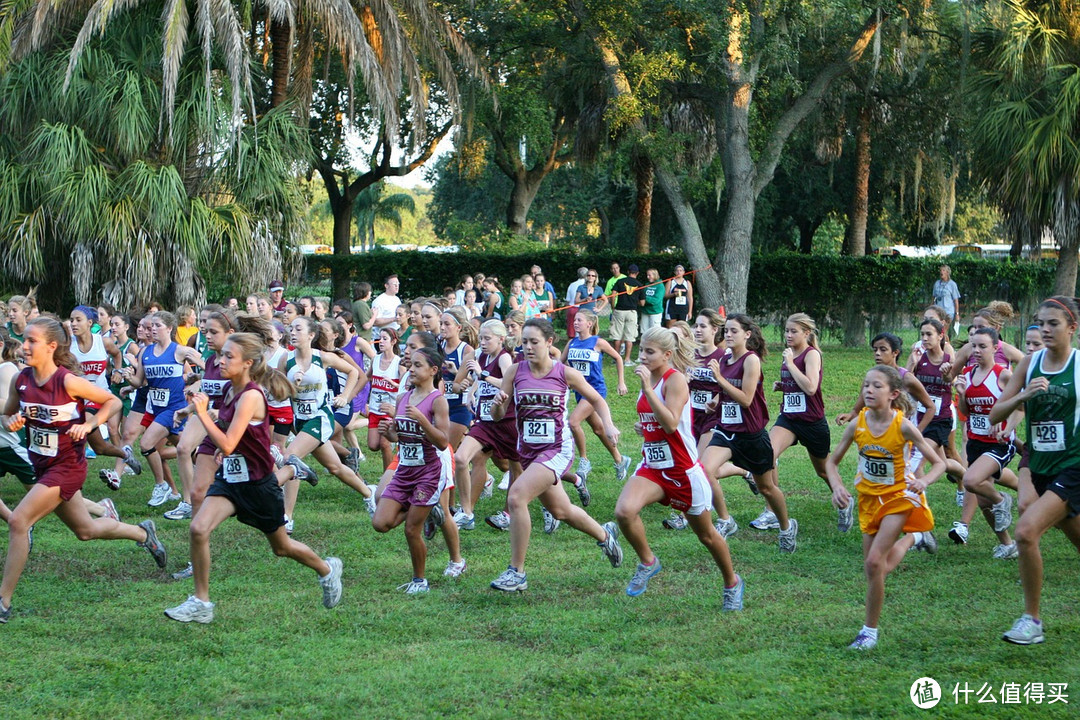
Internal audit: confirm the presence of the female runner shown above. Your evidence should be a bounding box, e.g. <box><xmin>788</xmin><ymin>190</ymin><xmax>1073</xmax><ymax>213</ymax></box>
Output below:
<box><xmin>563</xmin><ymin>309</ymin><xmax>630</xmax><ymax>491</ymax></box>
<box><xmin>954</xmin><ymin>327</ymin><xmax>1018</xmax><ymax>556</ymax></box>
<box><xmin>613</xmin><ymin>327</ymin><xmax>744</xmax><ymax>608</ymax></box>
<box><xmin>488</xmin><ymin>318</ymin><xmax>623</xmax><ymax>592</ymax></box>
<box><xmin>0</xmin><ymin>318</ymin><xmax>166</xmax><ymax>623</ymax></box>
<box><xmin>826</xmin><ymin>365</ymin><xmax>943</xmax><ymax>651</ymax></box>
<box><xmin>164</xmin><ymin>332</ymin><xmax>342</xmax><ymax>622</ymax></box>
<box><xmin>373</xmin><ymin>346</ymin><xmax>453</xmax><ymax>594</ymax></box>
<box><xmin>701</xmin><ymin>314</ymin><xmax>798</xmax><ymax>552</ymax></box>
<box><xmin>6</xmin><ymin>295</ymin><xmax>31</xmax><ymax>343</ymax></box>
<box><xmin>990</xmin><ymin>296</ymin><xmax>1080</xmax><ymax>645</ymax></box>
<box><xmin>664</xmin><ymin>265</ymin><xmax>693</xmax><ymax>328</ymax></box>
<box><xmin>908</xmin><ymin>318</ymin><xmax>967</xmax><ymax>498</ymax></box>
<box><xmin>367</xmin><ymin>328</ymin><xmax>404</xmax><ymax>469</ymax></box>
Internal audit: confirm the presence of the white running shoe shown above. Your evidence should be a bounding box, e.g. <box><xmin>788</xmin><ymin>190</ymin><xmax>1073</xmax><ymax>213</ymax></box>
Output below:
<box><xmin>163</xmin><ymin>501</ymin><xmax>192</xmax><ymax>520</ymax></box>
<box><xmin>749</xmin><ymin>508</ymin><xmax>780</xmax><ymax>530</ymax></box>
<box><xmin>992</xmin><ymin>543</ymin><xmax>1019</xmax><ymax>560</ymax></box>
<box><xmin>1002</xmin><ymin>614</ymin><xmax>1044</xmax><ymax>645</ymax></box>
<box><xmin>320</xmin><ymin>557</ymin><xmax>343</xmax><ymax>609</ymax></box>
<box><xmin>171</xmin><ymin>562</ymin><xmax>194</xmax><ymax>581</ymax></box>
<box><xmin>100</xmin><ymin>469</ymin><xmax>122</xmax><ymax>491</ymax></box>
<box><xmin>991</xmin><ymin>493</ymin><xmax>1014</xmax><ymax>533</ymax></box>
<box><xmin>480</xmin><ymin>474</ymin><xmax>494</xmax><ymax>500</ymax></box>
<box><xmin>454</xmin><ymin>511</ymin><xmax>475</xmax><ymax>530</ymax></box>
<box><xmin>164</xmin><ymin>595</ymin><xmax>215</xmax><ymax>623</ymax></box>
<box><xmin>443</xmin><ymin>559</ymin><xmax>467</xmax><ymax>577</ymax></box>
<box><xmin>662</xmin><ymin>512</ymin><xmax>688</xmax><ymax>530</ymax></box>
<box><xmin>948</xmin><ymin>521</ymin><xmax>969</xmax><ymax>545</ymax></box>
<box><xmin>270</xmin><ymin>444</ymin><xmax>285</xmax><ymax>469</ymax></box>
<box><xmin>837</xmin><ymin>503</ymin><xmax>854</xmax><ymax>533</ymax></box>
<box><xmin>955</xmin><ymin>489</ymin><xmax>965</xmax><ymax>507</ymax></box>
<box><xmin>397</xmin><ymin>578</ymin><xmax>430</xmax><ymax>595</ymax></box>
<box><xmin>912</xmin><ymin>531</ymin><xmax>938</xmax><ymax>554</ymax></box>
<box><xmin>364</xmin><ymin>485</ymin><xmax>378</xmax><ymax>516</ymax></box>
<box><xmin>490</xmin><ymin>567</ymin><xmax>527</xmax><ymax>592</ymax></box>
<box><xmin>121</xmin><ymin>445</ymin><xmax>143</xmax><ymax>475</ymax></box>
<box><xmin>99</xmin><ymin>498</ymin><xmax>120</xmax><ymax>521</ymax></box>
<box><xmin>542</xmin><ymin>507</ymin><xmax>560</xmax><ymax>534</ymax></box>
<box><xmin>486</xmin><ymin>510</ymin><xmax>510</xmax><ymax>531</ymax></box>
<box><xmin>498</xmin><ymin>472</ymin><xmax>511</xmax><ymax>491</ymax></box>
<box><xmin>284</xmin><ymin>514</ymin><xmax>294</xmax><ymax>535</ymax></box>
<box><xmin>778</xmin><ymin>518</ymin><xmax>798</xmax><ymax>553</ymax></box>
<box><xmin>576</xmin><ymin>456</ymin><xmax>593</xmax><ymax>483</ymax></box>
<box><xmin>598</xmin><ymin>521</ymin><xmax>623</xmax><ymax>567</ymax></box>
<box><xmin>147</xmin><ymin>482</ymin><xmax>171</xmax><ymax>507</ymax></box>
<box><xmin>715</xmin><ymin>516</ymin><xmax>739</xmax><ymax>539</ymax></box>
<box><xmin>614</xmin><ymin>455</ymin><xmax>631</xmax><ymax>482</ymax></box>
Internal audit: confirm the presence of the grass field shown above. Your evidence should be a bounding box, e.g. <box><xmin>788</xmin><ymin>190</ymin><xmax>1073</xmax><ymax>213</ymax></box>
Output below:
<box><xmin>0</xmin><ymin>342</ymin><xmax>1077</xmax><ymax>719</ymax></box>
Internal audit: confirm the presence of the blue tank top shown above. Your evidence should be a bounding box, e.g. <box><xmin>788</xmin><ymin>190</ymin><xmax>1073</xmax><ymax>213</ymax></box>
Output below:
<box><xmin>141</xmin><ymin>342</ymin><xmax>186</xmax><ymax>412</ymax></box>
<box><xmin>566</xmin><ymin>335</ymin><xmax>606</xmax><ymax>395</ymax></box>
<box><xmin>441</xmin><ymin>341</ymin><xmax>467</xmax><ymax>410</ymax></box>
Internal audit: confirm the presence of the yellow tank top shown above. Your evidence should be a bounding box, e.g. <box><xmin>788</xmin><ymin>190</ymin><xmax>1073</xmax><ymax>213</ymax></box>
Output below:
<box><xmin>854</xmin><ymin>408</ymin><xmax>910</xmax><ymax>495</ymax></box>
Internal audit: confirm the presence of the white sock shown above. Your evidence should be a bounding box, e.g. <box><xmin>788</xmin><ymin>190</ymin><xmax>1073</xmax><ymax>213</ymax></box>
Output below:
<box><xmin>861</xmin><ymin>625</ymin><xmax>879</xmax><ymax>639</ymax></box>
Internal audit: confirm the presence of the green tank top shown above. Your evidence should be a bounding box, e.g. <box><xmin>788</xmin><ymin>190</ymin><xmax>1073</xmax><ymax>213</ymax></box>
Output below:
<box><xmin>1025</xmin><ymin>348</ymin><xmax>1080</xmax><ymax>475</ymax></box>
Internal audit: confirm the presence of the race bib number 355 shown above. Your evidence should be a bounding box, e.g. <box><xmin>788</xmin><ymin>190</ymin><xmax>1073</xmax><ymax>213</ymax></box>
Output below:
<box><xmin>643</xmin><ymin>442</ymin><xmax>674</xmax><ymax>469</ymax></box>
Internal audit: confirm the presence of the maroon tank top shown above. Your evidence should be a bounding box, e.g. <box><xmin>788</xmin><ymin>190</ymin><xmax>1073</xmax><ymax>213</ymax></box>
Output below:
<box><xmin>716</xmin><ymin>351</ymin><xmax>769</xmax><ymax>433</ymax></box>
<box><xmin>18</xmin><ymin>366</ymin><xmax>86</xmax><ymax>475</ymax></box>
<box><xmin>779</xmin><ymin>347</ymin><xmax>825</xmax><ymax>422</ymax></box>
<box><xmin>215</xmin><ymin>381</ymin><xmax>275</xmax><ymax>482</ymax></box>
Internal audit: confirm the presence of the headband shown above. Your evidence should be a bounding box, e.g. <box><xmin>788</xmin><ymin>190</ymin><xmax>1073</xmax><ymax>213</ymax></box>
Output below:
<box><xmin>1046</xmin><ymin>298</ymin><xmax>1076</xmax><ymax>322</ymax></box>
<box><xmin>73</xmin><ymin>305</ymin><xmax>98</xmax><ymax>323</ymax></box>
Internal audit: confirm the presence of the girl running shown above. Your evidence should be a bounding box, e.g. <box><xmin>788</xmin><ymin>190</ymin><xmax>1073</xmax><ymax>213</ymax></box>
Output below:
<box><xmin>6</xmin><ymin>295</ymin><xmax>31</xmax><ymax>343</ymax></box>
<box><xmin>438</xmin><ymin>306</ymin><xmax>477</xmax><ymax>451</ymax></box>
<box><xmin>826</xmin><ymin>364</ymin><xmax>944</xmax><ymax>651</ymax></box>
<box><xmin>990</xmin><ymin>296</ymin><xmax>1080</xmax><ymax>645</ymax></box>
<box><xmin>613</xmin><ymin>327</ymin><xmax>744</xmax><ymax>608</ymax></box>
<box><xmin>563</xmin><ymin>309</ymin><xmax>630</xmax><ymax>491</ymax></box>
<box><xmin>488</xmin><ymin>318</ymin><xmax>623</xmax><ymax>592</ymax></box>
<box><xmin>367</xmin><ymin>328</ymin><xmax>404</xmax><ymax>469</ymax></box>
<box><xmin>954</xmin><ymin>327</ymin><xmax>1019</xmax><ymax>556</ymax></box>
<box><xmin>701</xmin><ymin>314</ymin><xmax>798</xmax><ymax>552</ymax></box>
<box><xmin>908</xmin><ymin>318</ymin><xmax>967</xmax><ymax>498</ymax></box>
<box><xmin>164</xmin><ymin>332</ymin><xmax>343</xmax><ymax>622</ymax></box>
<box><xmin>0</xmin><ymin>318</ymin><xmax>167</xmax><ymax>623</ymax></box>
<box><xmin>372</xmin><ymin>346</ymin><xmax>454</xmax><ymax>594</ymax></box>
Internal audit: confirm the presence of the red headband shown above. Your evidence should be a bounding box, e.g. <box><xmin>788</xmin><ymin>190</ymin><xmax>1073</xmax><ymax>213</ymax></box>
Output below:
<box><xmin>1046</xmin><ymin>298</ymin><xmax>1076</xmax><ymax>322</ymax></box>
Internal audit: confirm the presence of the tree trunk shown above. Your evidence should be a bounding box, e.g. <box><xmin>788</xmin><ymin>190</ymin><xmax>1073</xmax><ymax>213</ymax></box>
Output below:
<box><xmin>633</xmin><ymin>151</ymin><xmax>653</xmax><ymax>253</ymax></box>
<box><xmin>1054</xmin><ymin>234</ymin><xmax>1079</xmax><ymax>296</ymax></box>
<box><xmin>797</xmin><ymin>219</ymin><xmax>818</xmax><ymax>253</ymax></box>
<box><xmin>506</xmin><ymin>175</ymin><xmax>543</xmax><ymax>234</ymax></box>
<box><xmin>843</xmin><ymin>104</ymin><xmax>871</xmax><ymax>257</ymax></box>
<box><xmin>652</xmin><ymin>166</ymin><xmax>723</xmax><ymax>310</ymax></box>
<box><xmin>715</xmin><ymin>82</ymin><xmax>757</xmax><ymax>313</ymax></box>
<box><xmin>269</xmin><ymin>19</ymin><xmax>292</xmax><ymax>109</ymax></box>
<box><xmin>331</xmin><ymin>199</ymin><xmax>354</xmax><ymax>299</ymax></box>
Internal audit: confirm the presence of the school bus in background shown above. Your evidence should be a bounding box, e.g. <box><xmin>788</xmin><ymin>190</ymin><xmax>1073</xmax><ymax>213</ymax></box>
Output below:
<box><xmin>876</xmin><ymin>243</ymin><xmax>1062</xmax><ymax>260</ymax></box>
<box><xmin>299</xmin><ymin>244</ymin><xmax>332</xmax><ymax>255</ymax></box>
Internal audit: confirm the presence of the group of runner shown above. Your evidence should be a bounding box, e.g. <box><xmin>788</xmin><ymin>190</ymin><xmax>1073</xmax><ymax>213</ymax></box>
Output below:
<box><xmin>0</xmin><ymin>288</ymin><xmax>1076</xmax><ymax>652</ymax></box>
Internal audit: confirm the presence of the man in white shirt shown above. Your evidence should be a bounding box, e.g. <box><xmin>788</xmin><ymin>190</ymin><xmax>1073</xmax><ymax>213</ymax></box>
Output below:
<box><xmin>371</xmin><ymin>274</ymin><xmax>401</xmax><ymax>341</ymax></box>
<box><xmin>565</xmin><ymin>267</ymin><xmax>588</xmax><ymax>330</ymax></box>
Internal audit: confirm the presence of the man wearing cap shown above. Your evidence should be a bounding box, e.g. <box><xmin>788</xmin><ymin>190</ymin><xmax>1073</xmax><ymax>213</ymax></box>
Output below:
<box><xmin>610</xmin><ymin>264</ymin><xmax>643</xmax><ymax>366</ymax></box>
<box><xmin>269</xmin><ymin>280</ymin><xmax>287</xmax><ymax>312</ymax></box>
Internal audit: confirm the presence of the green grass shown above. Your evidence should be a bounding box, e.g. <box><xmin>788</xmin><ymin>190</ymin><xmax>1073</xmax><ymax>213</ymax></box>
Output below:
<box><xmin>1</xmin><ymin>344</ymin><xmax>1077</xmax><ymax>719</ymax></box>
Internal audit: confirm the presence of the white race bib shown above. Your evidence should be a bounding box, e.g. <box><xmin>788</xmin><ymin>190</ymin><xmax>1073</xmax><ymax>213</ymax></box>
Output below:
<box><xmin>222</xmin><ymin>455</ymin><xmax>250</xmax><ymax>483</ymax></box>
<box><xmin>399</xmin><ymin>442</ymin><xmax>424</xmax><ymax>466</ymax></box>
<box><xmin>572</xmin><ymin>361</ymin><xmax>590</xmax><ymax>374</ymax></box>
<box><xmin>968</xmin><ymin>414</ymin><xmax>992</xmax><ymax>436</ymax></box>
<box><xmin>369</xmin><ymin>390</ymin><xmax>392</xmax><ymax>412</ymax></box>
<box><xmin>675</xmin><ymin>295</ymin><xmax>687</xmax><ymax>306</ymax></box>
<box><xmin>690</xmin><ymin>390</ymin><xmax>712</xmax><ymax>411</ymax></box>
<box><xmin>859</xmin><ymin>455</ymin><xmax>894</xmax><ymax>483</ymax></box>
<box><xmin>1032</xmin><ymin>421</ymin><xmax>1066</xmax><ymax>452</ymax></box>
<box><xmin>523</xmin><ymin>419</ymin><xmax>556</xmax><ymax>444</ymax></box>
<box><xmin>918</xmin><ymin>396</ymin><xmax>943</xmax><ymax>416</ymax></box>
<box><xmin>29</xmin><ymin>427</ymin><xmax>59</xmax><ymax>457</ymax></box>
<box><xmin>643</xmin><ymin>441</ymin><xmax>674</xmax><ymax>469</ymax></box>
<box><xmin>295</xmin><ymin>399</ymin><xmax>317</xmax><ymax>419</ymax></box>
<box><xmin>444</xmin><ymin>391</ymin><xmax>460</xmax><ymax>402</ymax></box>
<box><xmin>783</xmin><ymin>392</ymin><xmax>807</xmax><ymax>414</ymax></box>
<box><xmin>149</xmin><ymin>388</ymin><xmax>170</xmax><ymax>408</ymax></box>
<box><xmin>479</xmin><ymin>400</ymin><xmax>494</xmax><ymax>422</ymax></box>
<box><xmin>720</xmin><ymin>402</ymin><xmax>743</xmax><ymax>426</ymax></box>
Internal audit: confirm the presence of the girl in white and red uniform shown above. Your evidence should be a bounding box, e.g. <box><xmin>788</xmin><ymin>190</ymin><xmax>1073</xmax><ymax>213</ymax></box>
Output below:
<box><xmin>953</xmin><ymin>327</ymin><xmax>1019</xmax><ymax>556</ymax></box>
<box><xmin>613</xmin><ymin>326</ymin><xmax>744</xmax><ymax>607</ymax></box>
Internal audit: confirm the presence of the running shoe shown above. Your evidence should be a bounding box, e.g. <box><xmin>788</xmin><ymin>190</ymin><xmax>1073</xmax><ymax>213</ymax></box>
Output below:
<box><xmin>750</xmin><ymin>508</ymin><xmax>780</xmax><ymax>530</ymax></box>
<box><xmin>598</xmin><ymin>521</ymin><xmax>623</xmax><ymax>567</ymax></box>
<box><xmin>85</xmin><ymin>446</ymin><xmax>97</xmax><ymax>459</ymax></box>
<box><xmin>450</xmin><ymin>504</ymin><xmax>462</xmax><ymax>517</ymax></box>
<box><xmin>498</xmin><ymin>472</ymin><xmax>511</xmax><ymax>491</ymax></box>
<box><xmin>99</xmin><ymin>498</ymin><xmax>120</xmax><ymax>521</ymax></box>
<box><xmin>744</xmin><ymin>472</ymin><xmax>760</xmax><ymax>495</ymax></box>
<box><xmin>722</xmin><ymin>574</ymin><xmax>745</xmax><ymax>612</ymax></box>
<box><xmin>286</xmin><ymin>454</ymin><xmax>319</xmax><ymax>486</ymax></box>
<box><xmin>955</xmin><ymin>489</ymin><xmax>965</xmax><ymax>507</ymax></box>
<box><xmin>453</xmin><ymin>511</ymin><xmax>475</xmax><ymax>530</ymax></box>
<box><xmin>837</xmin><ymin>503</ymin><xmax>854</xmax><ymax>533</ymax></box>
<box><xmin>486</xmin><ymin>510</ymin><xmax>510</xmax><ymax>531</ymax></box>
<box><xmin>172</xmin><ymin>562</ymin><xmax>194</xmax><ymax>581</ymax></box>
<box><xmin>778</xmin><ymin>518</ymin><xmax>799</xmax><ymax>553</ymax></box>
<box><xmin>137</xmin><ymin>519</ymin><xmax>167</xmax><ymax>569</ymax></box>
<box><xmin>992</xmin><ymin>543</ymin><xmax>1019</xmax><ymax>560</ymax></box>
<box><xmin>480</xmin><ymin>474</ymin><xmax>495</xmax><ymax>500</ymax></box>
<box><xmin>164</xmin><ymin>501</ymin><xmax>192</xmax><ymax>521</ymax></box>
<box><xmin>99</xmin><ymin>469</ymin><xmax>122</xmax><ymax>491</ymax></box>
<box><xmin>164</xmin><ymin>595</ymin><xmax>215</xmax><ymax>624</ymax></box>
<box><xmin>991</xmin><ymin>493</ymin><xmax>1014</xmax><ymax>533</ymax></box>
<box><xmin>576</xmin><ymin>456</ymin><xmax>593</xmax><ymax>483</ymax></box>
<box><xmin>27</xmin><ymin>525</ymin><xmax>33</xmax><ymax>555</ymax></box>
<box><xmin>270</xmin><ymin>444</ymin><xmax>285</xmax><ymax>468</ymax></box>
<box><xmin>1002</xmin><ymin>614</ymin><xmax>1044</xmax><ymax>645</ymax></box>
<box><xmin>443</xmin><ymin>559</ymin><xmax>467</xmax><ymax>578</ymax></box>
<box><xmin>490</xmin><ymin>567</ymin><xmax>527</xmax><ymax>592</ymax></box>
<box><xmin>614</xmin><ymin>455</ymin><xmax>631</xmax><ymax>482</ymax></box>
<box><xmin>364</xmin><ymin>485</ymin><xmax>378</xmax><ymax>516</ymax></box>
<box><xmin>284</xmin><ymin>515</ymin><xmax>294</xmax><ymax>535</ymax></box>
<box><xmin>625</xmin><ymin>558</ymin><xmax>662</xmax><ymax>597</ymax></box>
<box><xmin>575</xmin><ymin>473</ymin><xmax>591</xmax><ymax>507</ymax></box>
<box><xmin>398</xmin><ymin>578</ymin><xmax>430</xmax><ymax>595</ymax></box>
<box><xmin>147</xmin><ymin>482</ymin><xmax>170</xmax><ymax>507</ymax></box>
<box><xmin>122</xmin><ymin>465</ymin><xmax>136</xmax><ymax>477</ymax></box>
<box><xmin>542</xmin><ymin>507</ymin><xmax>560</xmax><ymax>534</ymax></box>
<box><xmin>0</xmin><ymin>601</ymin><xmax>10</xmax><ymax>624</ymax></box>
<box><xmin>847</xmin><ymin>630</ymin><xmax>878</xmax><ymax>651</ymax></box>
<box><xmin>715</xmin><ymin>516</ymin><xmax>739</xmax><ymax>540</ymax></box>
<box><xmin>424</xmin><ymin>504</ymin><xmax>444</xmax><ymax>541</ymax></box>
<box><xmin>912</xmin><ymin>531</ymin><xmax>938</xmax><ymax>554</ymax></box>
<box><xmin>662</xmin><ymin>512</ymin><xmax>688</xmax><ymax>530</ymax></box>
<box><xmin>320</xmin><ymin>557</ymin><xmax>343</xmax><ymax>609</ymax></box>
<box><xmin>122</xmin><ymin>445</ymin><xmax>143</xmax><ymax>475</ymax></box>
<box><xmin>948</xmin><ymin>521</ymin><xmax>969</xmax><ymax>545</ymax></box>
<box><xmin>344</xmin><ymin>447</ymin><xmax>361</xmax><ymax>473</ymax></box>
<box><xmin>163</xmin><ymin>491</ymin><xmax>181</xmax><ymax>505</ymax></box>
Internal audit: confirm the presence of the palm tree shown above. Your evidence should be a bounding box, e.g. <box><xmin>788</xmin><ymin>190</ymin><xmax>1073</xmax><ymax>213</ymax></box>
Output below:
<box><xmin>351</xmin><ymin>182</ymin><xmax>416</xmax><ymax>251</ymax></box>
<box><xmin>970</xmin><ymin>0</ymin><xmax>1080</xmax><ymax>294</ymax></box>
<box><xmin>0</xmin><ymin>10</ymin><xmax>306</xmax><ymax>309</ymax></box>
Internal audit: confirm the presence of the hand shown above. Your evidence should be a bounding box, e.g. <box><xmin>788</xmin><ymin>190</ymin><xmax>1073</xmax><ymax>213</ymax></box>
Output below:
<box><xmin>466</xmin><ymin>359</ymin><xmax>481</xmax><ymax>375</ymax></box>
<box><xmin>3</xmin><ymin>413</ymin><xmax>24</xmax><ymax>432</ymax></box>
<box><xmin>492</xmin><ymin>391</ymin><xmax>509</xmax><ymax>408</ymax></box>
<box><xmin>67</xmin><ymin>422</ymin><xmax>94</xmax><ymax>442</ymax></box>
<box><xmin>634</xmin><ymin>364</ymin><xmax>651</xmax><ymax>386</ymax></box>
<box><xmin>708</xmin><ymin>358</ymin><xmax>722</xmax><ymax>382</ymax></box>
<box><xmin>781</xmin><ymin>347</ymin><xmax>794</xmax><ymax>365</ymax></box>
<box><xmin>445</xmin><ymin>361</ymin><xmax>458</xmax><ymax>376</ymax></box>
<box><xmin>405</xmin><ymin>405</ymin><xmax>425</xmax><ymax>423</ymax></box>
<box><xmin>940</xmin><ymin>361</ymin><xmax>953</xmax><ymax>377</ymax></box>
<box><xmin>332</xmin><ymin>394</ymin><xmax>348</xmax><ymax>408</ymax></box>
<box><xmin>1021</xmin><ymin>377</ymin><xmax>1050</xmax><ymax>399</ymax></box>
<box><xmin>190</xmin><ymin>391</ymin><xmax>209</xmax><ymax>414</ymax></box>
<box><xmin>831</xmin><ymin>484</ymin><xmax>852</xmax><ymax>511</ymax></box>
<box><xmin>835</xmin><ymin>412</ymin><xmax>853</xmax><ymax>426</ymax></box>
<box><xmin>379</xmin><ymin>402</ymin><xmax>396</xmax><ymax>416</ymax></box>
<box><xmin>773</xmin><ymin>381</ymin><xmax>783</xmax><ymax>392</ymax></box>
<box><xmin>634</xmin><ymin>421</ymin><xmax>644</xmax><ymax>437</ymax></box>
<box><xmin>292</xmin><ymin>371</ymin><xmax>305</xmax><ymax>385</ymax></box>
<box><xmin>706</xmin><ymin>396</ymin><xmax>719</xmax><ymax>412</ymax></box>
<box><xmin>906</xmin><ymin>476</ymin><xmax>928</xmax><ymax>495</ymax></box>
<box><xmin>605</xmin><ymin>423</ymin><xmax>621</xmax><ymax>447</ymax></box>
<box><xmin>378</xmin><ymin>418</ymin><xmax>393</xmax><ymax>437</ymax></box>
<box><xmin>616</xmin><ymin>382</ymin><xmax>628</xmax><ymax>396</ymax></box>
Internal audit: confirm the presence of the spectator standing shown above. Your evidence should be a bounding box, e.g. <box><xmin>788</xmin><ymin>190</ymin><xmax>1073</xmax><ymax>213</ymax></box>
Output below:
<box><xmin>565</xmin><ymin>267</ymin><xmax>588</xmax><ymax>331</ymax></box>
<box><xmin>351</xmin><ymin>282</ymin><xmax>374</xmax><ymax>336</ymax></box>
<box><xmin>575</xmin><ymin>270</ymin><xmax>607</xmax><ymax>315</ymax></box>
<box><xmin>371</xmin><ymin>275</ymin><xmax>402</xmax><ymax>342</ymax></box>
<box><xmin>531</xmin><ymin>265</ymin><xmax>556</xmax><ymax>299</ymax></box>
<box><xmin>931</xmin><ymin>265</ymin><xmax>961</xmax><ymax>332</ymax></box>
<box><xmin>639</xmin><ymin>267</ymin><xmax>665</xmax><ymax>340</ymax></box>
<box><xmin>604</xmin><ymin>262</ymin><xmax>625</xmax><ymax>296</ymax></box>
<box><xmin>610</xmin><ymin>265</ymin><xmax>643</xmax><ymax>365</ymax></box>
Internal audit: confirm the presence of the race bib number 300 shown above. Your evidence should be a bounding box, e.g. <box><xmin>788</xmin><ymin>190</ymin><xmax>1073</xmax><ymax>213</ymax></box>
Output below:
<box><xmin>523</xmin><ymin>419</ymin><xmax>556</xmax><ymax>444</ymax></box>
<box><xmin>783</xmin><ymin>392</ymin><xmax>806</xmax><ymax>414</ymax></box>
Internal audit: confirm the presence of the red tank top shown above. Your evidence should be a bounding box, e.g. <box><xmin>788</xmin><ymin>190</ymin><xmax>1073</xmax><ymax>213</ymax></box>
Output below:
<box><xmin>637</xmin><ymin>368</ymin><xmax>698</xmax><ymax>471</ymax></box>
<box><xmin>964</xmin><ymin>364</ymin><xmax>1008</xmax><ymax>442</ymax></box>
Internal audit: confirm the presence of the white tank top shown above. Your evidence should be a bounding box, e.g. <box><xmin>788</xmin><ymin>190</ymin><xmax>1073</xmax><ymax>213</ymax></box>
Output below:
<box><xmin>70</xmin><ymin>333</ymin><xmax>109</xmax><ymax>389</ymax></box>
